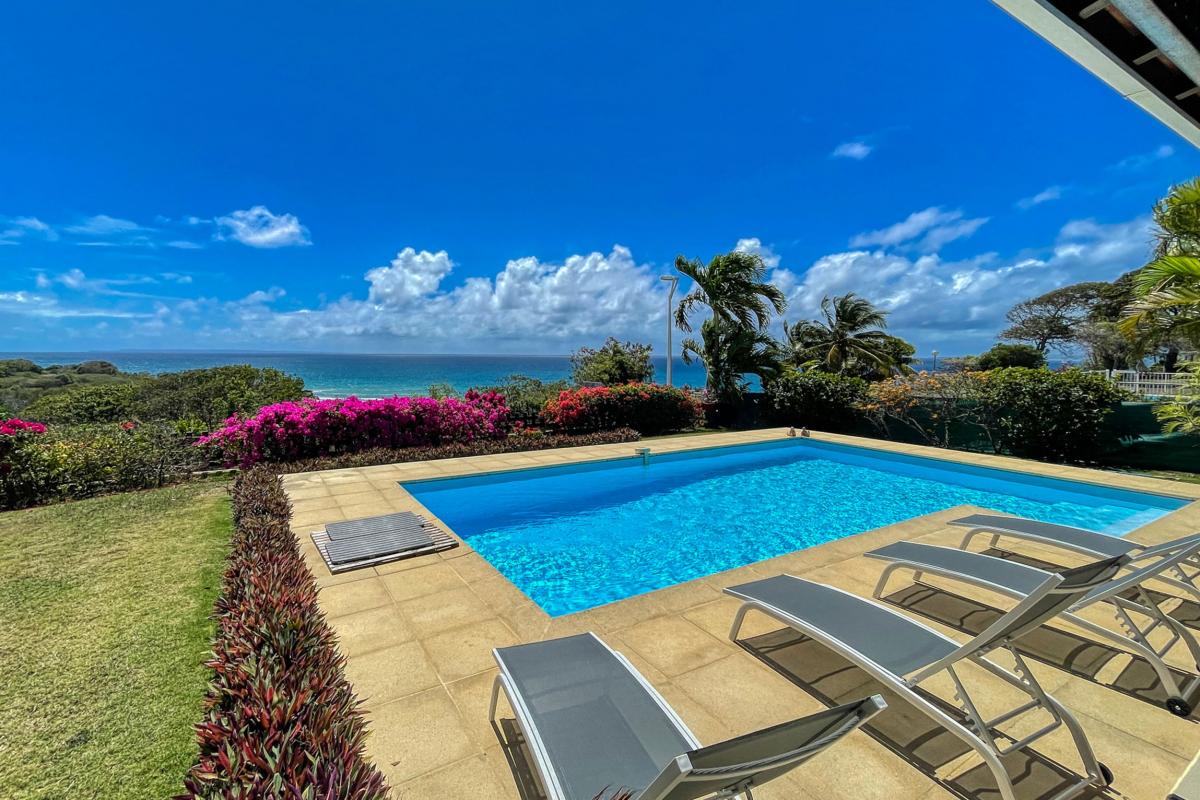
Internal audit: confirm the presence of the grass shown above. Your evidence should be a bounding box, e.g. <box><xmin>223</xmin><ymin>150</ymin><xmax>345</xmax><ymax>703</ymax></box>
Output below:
<box><xmin>0</xmin><ymin>478</ymin><xmax>233</xmax><ymax>800</ymax></box>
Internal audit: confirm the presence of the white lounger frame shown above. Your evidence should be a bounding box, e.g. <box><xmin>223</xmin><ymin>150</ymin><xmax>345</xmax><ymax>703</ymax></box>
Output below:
<box><xmin>872</xmin><ymin>543</ymin><xmax>1200</xmax><ymax>715</ymax></box>
<box><xmin>729</xmin><ymin>579</ymin><xmax>1108</xmax><ymax>800</ymax></box>
<box><xmin>488</xmin><ymin>632</ymin><xmax>707</xmax><ymax>800</ymax></box>
<box><xmin>957</xmin><ymin>520</ymin><xmax>1200</xmax><ymax>592</ymax></box>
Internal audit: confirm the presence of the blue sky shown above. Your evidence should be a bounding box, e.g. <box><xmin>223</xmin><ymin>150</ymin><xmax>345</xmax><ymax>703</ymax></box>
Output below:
<box><xmin>2</xmin><ymin>1</ymin><xmax>1198</xmax><ymax>357</ymax></box>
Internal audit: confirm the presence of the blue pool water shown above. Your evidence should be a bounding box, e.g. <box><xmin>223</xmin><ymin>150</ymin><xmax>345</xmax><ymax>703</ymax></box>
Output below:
<box><xmin>404</xmin><ymin>439</ymin><xmax>1189</xmax><ymax>616</ymax></box>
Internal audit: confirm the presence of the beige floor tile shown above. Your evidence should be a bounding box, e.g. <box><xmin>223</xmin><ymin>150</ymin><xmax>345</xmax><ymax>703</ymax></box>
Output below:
<box><xmin>373</xmin><ymin>551</ymin><xmax>445</xmax><ymax>575</ymax></box>
<box><xmin>446</xmin><ymin>668</ymin><xmax>509</xmax><ymax>749</ymax></box>
<box><xmin>285</xmin><ymin>485</ymin><xmax>333</xmax><ymax>501</ymax></box>
<box><xmin>672</xmin><ymin>653</ymin><xmax>827</xmax><ymax>732</ymax></box>
<box><xmin>423</xmin><ymin>618</ymin><xmax>520</xmax><ymax>683</ymax></box>
<box><xmin>346</xmin><ymin>641</ymin><xmax>440</xmax><ymax>706</ymax></box>
<box><xmin>334</xmin><ymin>489</ymin><xmax>387</xmax><ymax>507</ymax></box>
<box><xmin>318</xmin><ymin>577</ymin><xmax>392</xmax><ymax>618</ymax></box>
<box><xmin>447</xmin><ymin>552</ymin><xmax>504</xmax><ymax>583</ymax></box>
<box><xmin>617</xmin><ymin>615</ymin><xmax>731</xmax><ymax>676</ymax></box>
<box><xmin>399</xmin><ymin>586</ymin><xmax>496</xmax><ymax>638</ymax></box>
<box><xmin>379</xmin><ymin>562</ymin><xmax>467</xmax><ymax>602</ymax></box>
<box><xmin>289</xmin><ymin>494</ymin><xmax>343</xmax><ymax>514</ymax></box>
<box><xmin>339</xmin><ymin>500</ymin><xmax>399</xmax><ymax>520</ymax></box>
<box><xmin>365</xmin><ymin>688</ymin><xmax>477</xmax><ymax>784</ymax></box>
<box><xmin>390</xmin><ymin>753</ymin><xmax>512</xmax><ymax>800</ymax></box>
<box><xmin>789</xmin><ymin>729</ymin><xmax>936</xmax><ymax>800</ymax></box>
<box><xmin>329</xmin><ymin>604</ymin><xmax>415</xmax><ymax>658</ymax></box>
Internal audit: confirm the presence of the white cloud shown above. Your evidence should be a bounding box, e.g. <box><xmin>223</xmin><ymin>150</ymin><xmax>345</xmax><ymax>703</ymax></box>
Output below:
<box><xmin>733</xmin><ymin>237</ymin><xmax>780</xmax><ymax>269</ymax></box>
<box><xmin>166</xmin><ymin>240</ymin><xmax>203</xmax><ymax>250</ymax></box>
<box><xmin>0</xmin><ymin>215</ymin><xmax>58</xmax><ymax>243</ymax></box>
<box><xmin>1016</xmin><ymin>185</ymin><xmax>1063</xmax><ymax>209</ymax></box>
<box><xmin>1112</xmin><ymin>144</ymin><xmax>1175</xmax><ymax>171</ymax></box>
<box><xmin>849</xmin><ymin>206</ymin><xmax>988</xmax><ymax>252</ymax></box>
<box><xmin>219</xmin><ymin>245</ymin><xmax>668</xmax><ymax>348</ymax></box>
<box><xmin>215</xmin><ymin>206</ymin><xmax>311</xmax><ymax>248</ymax></box>
<box><xmin>64</xmin><ymin>214</ymin><xmax>144</xmax><ymax>235</ymax></box>
<box><xmin>831</xmin><ymin>141</ymin><xmax>872</xmax><ymax>160</ymax></box>
<box><xmin>771</xmin><ymin>215</ymin><xmax>1153</xmax><ymax>351</ymax></box>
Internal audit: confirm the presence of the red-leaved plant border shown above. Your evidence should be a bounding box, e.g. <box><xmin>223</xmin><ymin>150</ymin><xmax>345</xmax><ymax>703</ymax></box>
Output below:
<box><xmin>179</xmin><ymin>467</ymin><xmax>388</xmax><ymax>799</ymax></box>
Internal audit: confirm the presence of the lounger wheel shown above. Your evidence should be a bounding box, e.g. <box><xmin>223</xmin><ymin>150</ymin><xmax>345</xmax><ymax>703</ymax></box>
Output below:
<box><xmin>1167</xmin><ymin>697</ymin><xmax>1192</xmax><ymax>717</ymax></box>
<box><xmin>1098</xmin><ymin>762</ymin><xmax>1114</xmax><ymax>787</ymax></box>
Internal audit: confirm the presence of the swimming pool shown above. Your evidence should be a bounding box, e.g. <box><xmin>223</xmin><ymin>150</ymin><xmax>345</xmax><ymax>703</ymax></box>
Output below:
<box><xmin>403</xmin><ymin>439</ymin><xmax>1189</xmax><ymax>616</ymax></box>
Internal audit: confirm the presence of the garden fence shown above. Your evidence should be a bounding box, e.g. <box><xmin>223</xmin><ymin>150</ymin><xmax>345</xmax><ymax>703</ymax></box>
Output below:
<box><xmin>1090</xmin><ymin>370</ymin><xmax>1195</xmax><ymax>398</ymax></box>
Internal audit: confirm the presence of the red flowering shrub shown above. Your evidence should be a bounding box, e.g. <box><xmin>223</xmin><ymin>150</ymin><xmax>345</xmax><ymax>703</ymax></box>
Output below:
<box><xmin>0</xmin><ymin>418</ymin><xmax>47</xmax><ymax>436</ymax></box>
<box><xmin>542</xmin><ymin>384</ymin><xmax>703</xmax><ymax>435</ymax></box>
<box><xmin>198</xmin><ymin>391</ymin><xmax>510</xmax><ymax>466</ymax></box>
<box><xmin>180</xmin><ymin>467</ymin><xmax>388</xmax><ymax>799</ymax></box>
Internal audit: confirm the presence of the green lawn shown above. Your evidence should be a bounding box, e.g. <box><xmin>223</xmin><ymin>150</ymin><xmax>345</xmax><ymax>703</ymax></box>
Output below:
<box><xmin>0</xmin><ymin>479</ymin><xmax>232</xmax><ymax>799</ymax></box>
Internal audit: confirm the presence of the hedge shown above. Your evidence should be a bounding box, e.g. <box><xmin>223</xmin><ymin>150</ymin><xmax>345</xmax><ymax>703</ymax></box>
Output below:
<box><xmin>275</xmin><ymin>428</ymin><xmax>642</xmax><ymax>474</ymax></box>
<box><xmin>541</xmin><ymin>384</ymin><xmax>703</xmax><ymax>435</ymax></box>
<box><xmin>0</xmin><ymin>421</ymin><xmax>208</xmax><ymax>511</ymax></box>
<box><xmin>180</xmin><ymin>467</ymin><xmax>388</xmax><ymax>799</ymax></box>
<box><xmin>763</xmin><ymin>371</ymin><xmax>868</xmax><ymax>432</ymax></box>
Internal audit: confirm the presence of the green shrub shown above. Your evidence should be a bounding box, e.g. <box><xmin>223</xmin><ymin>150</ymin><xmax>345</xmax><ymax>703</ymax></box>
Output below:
<box><xmin>476</xmin><ymin>374</ymin><xmax>571</xmax><ymax>421</ymax></box>
<box><xmin>542</xmin><ymin>384</ymin><xmax>704</xmax><ymax>435</ymax></box>
<box><xmin>763</xmin><ymin>371</ymin><xmax>868</xmax><ymax>432</ymax></box>
<box><xmin>977</xmin><ymin>344</ymin><xmax>1046</xmax><ymax>370</ymax></box>
<box><xmin>180</xmin><ymin>468</ymin><xmax>388</xmax><ymax>799</ymax></box>
<box><xmin>132</xmin><ymin>365</ymin><xmax>309</xmax><ymax>425</ymax></box>
<box><xmin>570</xmin><ymin>337</ymin><xmax>654</xmax><ymax>385</ymax></box>
<box><xmin>978</xmin><ymin>368</ymin><xmax>1125</xmax><ymax>461</ymax></box>
<box><xmin>0</xmin><ymin>422</ymin><xmax>207</xmax><ymax>510</ymax></box>
<box><xmin>22</xmin><ymin>381</ymin><xmax>143</xmax><ymax>423</ymax></box>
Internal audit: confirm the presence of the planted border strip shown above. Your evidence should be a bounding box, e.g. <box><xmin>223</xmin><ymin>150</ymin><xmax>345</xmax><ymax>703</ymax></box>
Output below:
<box><xmin>179</xmin><ymin>467</ymin><xmax>388</xmax><ymax>799</ymax></box>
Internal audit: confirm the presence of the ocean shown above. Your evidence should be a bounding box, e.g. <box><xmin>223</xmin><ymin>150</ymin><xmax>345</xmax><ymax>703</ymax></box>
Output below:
<box><xmin>4</xmin><ymin>351</ymin><xmax>711</xmax><ymax>398</ymax></box>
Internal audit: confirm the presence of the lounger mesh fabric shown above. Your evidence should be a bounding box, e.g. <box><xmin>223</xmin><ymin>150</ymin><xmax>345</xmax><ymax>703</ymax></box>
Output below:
<box><xmin>637</xmin><ymin>697</ymin><xmax>885</xmax><ymax>800</ymax></box>
<box><xmin>870</xmin><ymin>542</ymin><xmax>1050</xmax><ymax>596</ymax></box>
<box><xmin>726</xmin><ymin>575</ymin><xmax>959</xmax><ymax>675</ymax></box>
<box><xmin>494</xmin><ymin>634</ymin><xmax>693</xmax><ymax>800</ymax></box>
<box><xmin>951</xmin><ymin>513</ymin><xmax>1135</xmax><ymax>557</ymax></box>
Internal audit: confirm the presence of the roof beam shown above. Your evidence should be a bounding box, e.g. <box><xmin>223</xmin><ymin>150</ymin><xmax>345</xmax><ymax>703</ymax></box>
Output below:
<box><xmin>1110</xmin><ymin>0</ymin><xmax>1200</xmax><ymax>86</ymax></box>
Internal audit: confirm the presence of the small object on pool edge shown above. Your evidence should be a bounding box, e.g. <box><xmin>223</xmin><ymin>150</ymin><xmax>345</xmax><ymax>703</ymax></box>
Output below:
<box><xmin>801</xmin><ymin>427</ymin><xmax>810</xmax><ymax>437</ymax></box>
<box><xmin>787</xmin><ymin>427</ymin><xmax>796</xmax><ymax>437</ymax></box>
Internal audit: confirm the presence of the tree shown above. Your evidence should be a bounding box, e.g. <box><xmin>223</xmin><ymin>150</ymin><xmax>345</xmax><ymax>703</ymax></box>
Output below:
<box><xmin>784</xmin><ymin>293</ymin><xmax>910</xmax><ymax>376</ymax></box>
<box><xmin>673</xmin><ymin>249</ymin><xmax>786</xmax><ymax>399</ymax></box>
<box><xmin>570</xmin><ymin>338</ymin><xmax>653</xmax><ymax>385</ymax></box>
<box><xmin>681</xmin><ymin>318</ymin><xmax>784</xmax><ymax>402</ymax></box>
<box><xmin>976</xmin><ymin>343</ymin><xmax>1046</xmax><ymax>370</ymax></box>
<box><xmin>1154</xmin><ymin>365</ymin><xmax>1200</xmax><ymax>435</ymax></box>
<box><xmin>1122</xmin><ymin>178</ymin><xmax>1200</xmax><ymax>347</ymax></box>
<box><xmin>1000</xmin><ymin>283</ymin><xmax>1106</xmax><ymax>353</ymax></box>
<box><xmin>673</xmin><ymin>251</ymin><xmax>786</xmax><ymax>334</ymax></box>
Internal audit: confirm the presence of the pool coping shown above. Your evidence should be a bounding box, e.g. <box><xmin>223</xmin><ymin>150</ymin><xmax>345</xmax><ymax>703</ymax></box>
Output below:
<box><xmin>284</xmin><ymin>428</ymin><xmax>1200</xmax><ymax>799</ymax></box>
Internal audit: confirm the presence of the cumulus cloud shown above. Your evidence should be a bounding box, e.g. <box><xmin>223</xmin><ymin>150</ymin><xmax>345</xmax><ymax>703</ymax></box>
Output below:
<box><xmin>771</xmin><ymin>215</ymin><xmax>1153</xmax><ymax>350</ymax></box>
<box><xmin>831</xmin><ymin>141</ymin><xmax>872</xmax><ymax>160</ymax></box>
<box><xmin>733</xmin><ymin>237</ymin><xmax>780</xmax><ymax>268</ymax></box>
<box><xmin>221</xmin><ymin>245</ymin><xmax>668</xmax><ymax>348</ymax></box>
<box><xmin>215</xmin><ymin>206</ymin><xmax>311</xmax><ymax>248</ymax></box>
<box><xmin>1016</xmin><ymin>185</ymin><xmax>1063</xmax><ymax>209</ymax></box>
<box><xmin>849</xmin><ymin>206</ymin><xmax>989</xmax><ymax>252</ymax></box>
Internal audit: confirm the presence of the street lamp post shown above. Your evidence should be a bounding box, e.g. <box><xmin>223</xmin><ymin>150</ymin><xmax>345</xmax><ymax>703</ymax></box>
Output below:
<box><xmin>660</xmin><ymin>275</ymin><xmax>679</xmax><ymax>385</ymax></box>
<box><xmin>931</xmin><ymin>350</ymin><xmax>939</xmax><ymax>372</ymax></box>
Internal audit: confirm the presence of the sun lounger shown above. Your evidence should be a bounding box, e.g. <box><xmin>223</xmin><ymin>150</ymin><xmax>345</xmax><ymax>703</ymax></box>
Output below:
<box><xmin>866</xmin><ymin>537</ymin><xmax>1200</xmax><ymax>715</ymax></box>
<box><xmin>325</xmin><ymin>510</ymin><xmax>431</xmax><ymax>539</ymax></box>
<box><xmin>490</xmin><ymin>632</ymin><xmax>885</xmax><ymax>800</ymax></box>
<box><xmin>726</xmin><ymin>562</ymin><xmax>1126</xmax><ymax>800</ymax></box>
<box><xmin>951</xmin><ymin>513</ymin><xmax>1200</xmax><ymax>577</ymax></box>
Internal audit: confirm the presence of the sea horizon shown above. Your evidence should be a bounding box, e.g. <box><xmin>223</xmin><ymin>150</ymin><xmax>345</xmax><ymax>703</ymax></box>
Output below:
<box><xmin>1</xmin><ymin>349</ymin><xmax>1057</xmax><ymax>399</ymax></box>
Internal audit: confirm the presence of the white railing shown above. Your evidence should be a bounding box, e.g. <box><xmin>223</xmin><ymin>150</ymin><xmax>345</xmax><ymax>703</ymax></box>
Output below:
<box><xmin>1090</xmin><ymin>369</ymin><xmax>1196</xmax><ymax>398</ymax></box>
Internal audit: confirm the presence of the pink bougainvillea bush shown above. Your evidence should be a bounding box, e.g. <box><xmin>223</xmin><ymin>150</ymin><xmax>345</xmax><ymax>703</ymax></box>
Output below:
<box><xmin>542</xmin><ymin>383</ymin><xmax>703</xmax><ymax>435</ymax></box>
<box><xmin>0</xmin><ymin>418</ymin><xmax>47</xmax><ymax>437</ymax></box>
<box><xmin>197</xmin><ymin>391</ymin><xmax>510</xmax><ymax>466</ymax></box>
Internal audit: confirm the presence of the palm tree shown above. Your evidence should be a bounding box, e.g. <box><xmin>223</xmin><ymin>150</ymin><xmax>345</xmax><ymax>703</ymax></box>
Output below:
<box><xmin>672</xmin><ymin>250</ymin><xmax>786</xmax><ymax>399</ymax></box>
<box><xmin>673</xmin><ymin>251</ymin><xmax>786</xmax><ymax>333</ymax></box>
<box><xmin>1122</xmin><ymin>179</ymin><xmax>1200</xmax><ymax>344</ymax></box>
<box><xmin>681</xmin><ymin>317</ymin><xmax>784</xmax><ymax>401</ymax></box>
<box><xmin>784</xmin><ymin>293</ymin><xmax>902</xmax><ymax>374</ymax></box>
